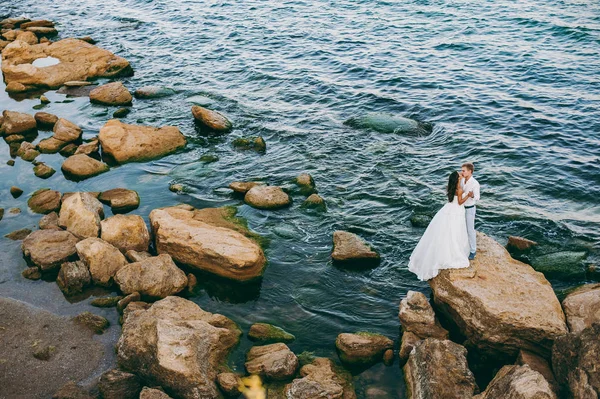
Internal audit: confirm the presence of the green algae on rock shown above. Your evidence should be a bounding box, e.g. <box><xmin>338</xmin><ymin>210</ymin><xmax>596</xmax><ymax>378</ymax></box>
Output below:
<box><xmin>248</xmin><ymin>322</ymin><xmax>296</xmax><ymax>344</ymax></box>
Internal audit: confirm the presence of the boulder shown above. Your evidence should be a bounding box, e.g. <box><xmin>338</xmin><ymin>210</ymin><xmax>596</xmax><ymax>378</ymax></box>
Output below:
<box><xmin>38</xmin><ymin>136</ymin><xmax>67</xmax><ymax>153</ymax></box>
<box><xmin>34</xmin><ymin>111</ymin><xmax>58</xmax><ymax>129</ymax></box>
<box><xmin>228</xmin><ymin>181</ymin><xmax>264</xmax><ymax>194</ymax></box>
<box><xmin>475</xmin><ymin>365</ymin><xmax>556</xmax><ymax>399</ymax></box>
<box><xmin>191</xmin><ymin>105</ymin><xmax>232</xmax><ymax>132</ymax></box>
<box><xmin>507</xmin><ymin>236</ymin><xmax>538</xmax><ymax>251</ymax></box>
<box><xmin>33</xmin><ymin>162</ymin><xmax>56</xmax><ymax>178</ymax></box>
<box><xmin>134</xmin><ymin>85</ymin><xmax>175</xmax><ymax>99</ymax></box>
<box><xmin>52</xmin><ymin>118</ymin><xmax>82</xmax><ymax>142</ymax></box>
<box><xmin>516</xmin><ymin>350</ymin><xmax>559</xmax><ymax>394</ymax></box>
<box><xmin>115</xmin><ymin>254</ymin><xmax>188</xmax><ymax>299</ymax></box>
<box><xmin>15</xmin><ymin>30</ymin><xmax>38</xmax><ymax>45</ymax></box>
<box><xmin>149</xmin><ymin>205</ymin><xmax>266</xmax><ymax>281</ymax></box>
<box><xmin>335</xmin><ymin>332</ymin><xmax>393</xmax><ymax>366</ymax></box>
<box><xmin>26</xmin><ymin>27</ymin><xmax>58</xmax><ymax>37</ymax></box>
<box><xmin>58</xmin><ymin>192</ymin><xmax>104</xmax><ymax>239</ymax></box>
<box><xmin>98</xmin><ymin>188</ymin><xmax>140</xmax><ymax>213</ymax></box>
<box><xmin>1</xmin><ymin>38</ymin><xmax>132</xmax><ymax>92</ymax></box>
<box><xmin>98</xmin><ymin>369</ymin><xmax>142</xmax><ymax>399</ymax></box>
<box><xmin>285</xmin><ymin>357</ymin><xmax>356</xmax><ymax>399</ymax></box>
<box><xmin>294</xmin><ymin>173</ymin><xmax>316</xmax><ymax>195</ymax></box>
<box><xmin>344</xmin><ymin>113</ymin><xmax>433</xmax><ymax>135</ymax></box>
<box><xmin>72</xmin><ymin>312</ymin><xmax>109</xmax><ymax>334</ymax></box>
<box><xmin>100</xmin><ymin>214</ymin><xmax>149</xmax><ymax>253</ymax></box>
<box><xmin>398</xmin><ymin>291</ymin><xmax>448</xmax><ymax>339</ymax></box>
<box><xmin>76</xmin><ymin>237</ymin><xmax>128</xmax><ymax>286</ymax></box>
<box><xmin>61</xmin><ymin>154</ymin><xmax>109</xmax><ymax>180</ymax></box>
<box><xmin>331</xmin><ymin>231</ymin><xmax>380</xmax><ymax>265</ymax></box>
<box><xmin>404</xmin><ymin>338</ymin><xmax>478</xmax><ymax>399</ymax></box>
<box><xmin>244</xmin><ymin>185</ymin><xmax>291</xmax><ymax>209</ymax></box>
<box><xmin>561</xmin><ymin>284</ymin><xmax>600</xmax><ymax>333</ymax></box>
<box><xmin>245</xmin><ymin>343</ymin><xmax>299</xmax><ymax>380</ymax></box>
<box><xmin>2</xmin><ymin>110</ymin><xmax>36</xmax><ymax>134</ymax></box>
<box><xmin>20</xmin><ymin>20</ymin><xmax>54</xmax><ymax>29</ymax></box>
<box><xmin>17</xmin><ymin>141</ymin><xmax>39</xmax><ymax>161</ymax></box>
<box><xmin>39</xmin><ymin>211</ymin><xmax>60</xmax><ymax>230</ymax></box>
<box><xmin>531</xmin><ymin>251</ymin><xmax>588</xmax><ymax>280</ymax></box>
<box><xmin>125</xmin><ymin>250</ymin><xmax>152</xmax><ymax>263</ymax></box>
<box><xmin>98</xmin><ymin>120</ymin><xmax>186</xmax><ymax>163</ymax></box>
<box><xmin>28</xmin><ymin>188</ymin><xmax>61</xmax><ymax>214</ymax></box>
<box><xmin>2</xmin><ymin>30</ymin><xmax>20</xmax><ymax>41</ymax></box>
<box><xmin>74</xmin><ymin>138</ymin><xmax>99</xmax><ymax>155</ymax></box>
<box><xmin>22</xmin><ymin>229</ymin><xmax>79</xmax><ymax>270</ymax></box>
<box><xmin>116</xmin><ymin>296</ymin><xmax>241</xmax><ymax>399</ymax></box>
<box><xmin>399</xmin><ymin>331</ymin><xmax>421</xmax><ymax>365</ymax></box>
<box><xmin>552</xmin><ymin>323</ymin><xmax>600</xmax><ymax>399</ymax></box>
<box><xmin>248</xmin><ymin>322</ymin><xmax>295</xmax><ymax>344</ymax></box>
<box><xmin>139</xmin><ymin>387</ymin><xmax>173</xmax><ymax>399</ymax></box>
<box><xmin>56</xmin><ymin>260</ymin><xmax>91</xmax><ymax>296</ymax></box>
<box><xmin>89</xmin><ymin>81</ymin><xmax>132</xmax><ymax>105</ymax></box>
<box><xmin>216</xmin><ymin>373</ymin><xmax>242</xmax><ymax>397</ymax></box>
<box><xmin>429</xmin><ymin>232</ymin><xmax>568</xmax><ymax>358</ymax></box>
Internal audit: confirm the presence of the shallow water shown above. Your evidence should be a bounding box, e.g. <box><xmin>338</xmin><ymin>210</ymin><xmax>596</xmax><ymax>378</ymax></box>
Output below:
<box><xmin>1</xmin><ymin>0</ymin><xmax>600</xmax><ymax>396</ymax></box>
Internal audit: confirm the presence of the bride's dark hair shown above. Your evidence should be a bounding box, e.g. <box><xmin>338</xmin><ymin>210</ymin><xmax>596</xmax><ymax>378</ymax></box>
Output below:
<box><xmin>447</xmin><ymin>171</ymin><xmax>459</xmax><ymax>202</ymax></box>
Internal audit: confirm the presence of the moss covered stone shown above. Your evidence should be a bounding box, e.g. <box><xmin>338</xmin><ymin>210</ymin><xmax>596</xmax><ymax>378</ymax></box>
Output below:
<box><xmin>248</xmin><ymin>323</ymin><xmax>295</xmax><ymax>344</ymax></box>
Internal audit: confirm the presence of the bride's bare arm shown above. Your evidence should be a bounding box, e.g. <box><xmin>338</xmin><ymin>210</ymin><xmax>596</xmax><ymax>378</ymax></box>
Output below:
<box><xmin>456</xmin><ymin>186</ymin><xmax>469</xmax><ymax>205</ymax></box>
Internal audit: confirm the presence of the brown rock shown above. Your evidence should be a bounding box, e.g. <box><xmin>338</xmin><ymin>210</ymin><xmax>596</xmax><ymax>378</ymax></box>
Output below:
<box><xmin>33</xmin><ymin>162</ymin><xmax>56</xmax><ymax>178</ymax></box>
<box><xmin>22</xmin><ymin>266</ymin><xmax>42</xmax><ymax>280</ymax></box>
<box><xmin>217</xmin><ymin>373</ymin><xmax>242</xmax><ymax>397</ymax></box>
<box><xmin>516</xmin><ymin>350</ymin><xmax>559</xmax><ymax>394</ymax></box>
<box><xmin>245</xmin><ymin>343</ymin><xmax>299</xmax><ymax>380</ymax></box>
<box><xmin>335</xmin><ymin>332</ymin><xmax>393</xmax><ymax>366</ymax></box>
<box><xmin>10</xmin><ymin>186</ymin><xmax>23</xmax><ymax>198</ymax></box>
<box><xmin>34</xmin><ymin>112</ymin><xmax>58</xmax><ymax>129</ymax></box>
<box><xmin>17</xmin><ymin>141</ymin><xmax>40</xmax><ymax>161</ymax></box>
<box><xmin>52</xmin><ymin>381</ymin><xmax>95</xmax><ymax>399</ymax></box>
<box><xmin>2</xmin><ymin>29</ymin><xmax>19</xmax><ymax>41</ymax></box>
<box><xmin>53</xmin><ymin>118</ymin><xmax>82</xmax><ymax>142</ymax></box>
<box><xmin>98</xmin><ymin>369</ymin><xmax>142</xmax><ymax>399</ymax></box>
<box><xmin>76</xmin><ymin>237</ymin><xmax>128</xmax><ymax>286</ymax></box>
<box><xmin>39</xmin><ymin>211</ymin><xmax>60</xmax><ymax>230</ymax></box>
<box><xmin>74</xmin><ymin>138</ymin><xmax>99</xmax><ymax>155</ymax></box>
<box><xmin>125</xmin><ymin>250</ymin><xmax>152</xmax><ymax>263</ymax></box>
<box><xmin>398</xmin><ymin>290</ymin><xmax>448</xmax><ymax>339</ymax></box>
<box><xmin>20</xmin><ymin>20</ymin><xmax>54</xmax><ymax>29</ymax></box>
<box><xmin>98</xmin><ymin>188</ymin><xmax>140</xmax><ymax>213</ymax></box>
<box><xmin>561</xmin><ymin>283</ymin><xmax>600</xmax><ymax>333</ymax></box>
<box><xmin>99</xmin><ymin>119</ymin><xmax>186</xmax><ymax>163</ymax></box>
<box><xmin>56</xmin><ymin>260</ymin><xmax>90</xmax><ymax>296</ymax></box>
<box><xmin>28</xmin><ymin>188</ymin><xmax>61</xmax><ymax>214</ymax></box>
<box><xmin>228</xmin><ymin>180</ymin><xmax>264</xmax><ymax>194</ymax></box>
<box><xmin>117</xmin><ymin>292</ymin><xmax>141</xmax><ymax>313</ymax></box>
<box><xmin>22</xmin><ymin>229</ymin><xmax>79</xmax><ymax>270</ymax></box>
<box><xmin>72</xmin><ymin>311</ymin><xmax>109</xmax><ymax>334</ymax></box>
<box><xmin>404</xmin><ymin>338</ymin><xmax>478</xmax><ymax>399</ymax></box>
<box><xmin>399</xmin><ymin>331</ymin><xmax>421</xmax><ymax>365</ymax></box>
<box><xmin>191</xmin><ymin>105</ymin><xmax>232</xmax><ymax>132</ymax></box>
<box><xmin>302</xmin><ymin>193</ymin><xmax>325</xmax><ymax>210</ymax></box>
<box><xmin>114</xmin><ymin>254</ymin><xmax>188</xmax><ymax>299</ymax></box>
<box><xmin>61</xmin><ymin>154</ymin><xmax>109</xmax><ymax>180</ymax></box>
<box><xmin>89</xmin><ymin>81</ymin><xmax>132</xmax><ymax>105</ymax></box>
<box><xmin>59</xmin><ymin>143</ymin><xmax>78</xmax><ymax>157</ymax></box>
<box><xmin>187</xmin><ymin>273</ymin><xmax>197</xmax><ymax>293</ymax></box>
<box><xmin>429</xmin><ymin>232</ymin><xmax>567</xmax><ymax>358</ymax></box>
<box><xmin>100</xmin><ymin>214</ymin><xmax>149</xmax><ymax>253</ymax></box>
<box><xmin>59</xmin><ymin>192</ymin><xmax>104</xmax><ymax>239</ymax></box>
<box><xmin>5</xmin><ymin>228</ymin><xmax>32</xmax><ymax>240</ymax></box>
<box><xmin>139</xmin><ymin>387</ymin><xmax>172</xmax><ymax>399</ymax></box>
<box><xmin>507</xmin><ymin>236</ymin><xmax>538</xmax><ymax>251</ymax></box>
<box><xmin>38</xmin><ymin>136</ymin><xmax>67</xmax><ymax>153</ymax></box>
<box><xmin>1</xmin><ymin>38</ymin><xmax>132</xmax><ymax>92</ymax></box>
<box><xmin>248</xmin><ymin>323</ymin><xmax>296</xmax><ymax>344</ymax></box>
<box><xmin>116</xmin><ymin>296</ymin><xmax>241</xmax><ymax>399</ymax></box>
<box><xmin>383</xmin><ymin>349</ymin><xmax>394</xmax><ymax>366</ymax></box>
<box><xmin>331</xmin><ymin>230</ymin><xmax>380</xmax><ymax>264</ymax></box>
<box><xmin>2</xmin><ymin>110</ymin><xmax>36</xmax><ymax>134</ymax></box>
<box><xmin>25</xmin><ymin>27</ymin><xmax>58</xmax><ymax>37</ymax></box>
<box><xmin>149</xmin><ymin>205</ymin><xmax>266</xmax><ymax>281</ymax></box>
<box><xmin>4</xmin><ymin>133</ymin><xmax>26</xmax><ymax>143</ymax></box>
<box><xmin>285</xmin><ymin>357</ymin><xmax>356</xmax><ymax>399</ymax></box>
<box><xmin>90</xmin><ymin>296</ymin><xmax>123</xmax><ymax>308</ymax></box>
<box><xmin>476</xmin><ymin>365</ymin><xmax>556</xmax><ymax>399</ymax></box>
<box><xmin>244</xmin><ymin>185</ymin><xmax>291</xmax><ymax>209</ymax></box>
<box><xmin>15</xmin><ymin>30</ymin><xmax>38</xmax><ymax>45</ymax></box>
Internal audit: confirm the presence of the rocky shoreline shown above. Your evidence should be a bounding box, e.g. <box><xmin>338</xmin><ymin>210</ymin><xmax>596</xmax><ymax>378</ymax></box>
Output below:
<box><xmin>1</xmin><ymin>14</ymin><xmax>599</xmax><ymax>399</ymax></box>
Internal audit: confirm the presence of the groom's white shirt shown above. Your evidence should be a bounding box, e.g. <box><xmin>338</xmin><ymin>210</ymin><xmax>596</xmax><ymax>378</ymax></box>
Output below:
<box><xmin>461</xmin><ymin>176</ymin><xmax>480</xmax><ymax>207</ymax></box>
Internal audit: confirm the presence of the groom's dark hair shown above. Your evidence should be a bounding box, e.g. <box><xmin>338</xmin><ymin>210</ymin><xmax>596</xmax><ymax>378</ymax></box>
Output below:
<box><xmin>462</xmin><ymin>163</ymin><xmax>474</xmax><ymax>173</ymax></box>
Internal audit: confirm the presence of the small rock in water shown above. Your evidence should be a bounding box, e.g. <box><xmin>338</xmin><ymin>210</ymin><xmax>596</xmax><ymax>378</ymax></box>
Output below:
<box><xmin>531</xmin><ymin>251</ymin><xmax>588</xmax><ymax>280</ymax></box>
<box><xmin>7</xmin><ymin>160</ymin><xmax>15</xmax><ymax>166</ymax></box>
<box><xmin>9</xmin><ymin>207</ymin><xmax>21</xmax><ymax>214</ymax></box>
<box><xmin>98</xmin><ymin>369</ymin><xmax>142</xmax><ymax>399</ymax></box>
<box><xmin>232</xmin><ymin>136</ymin><xmax>266</xmax><ymax>152</ymax></box>
<box><xmin>245</xmin><ymin>343</ymin><xmax>299</xmax><ymax>380</ymax></box>
<box><xmin>286</xmin><ymin>357</ymin><xmax>355</xmax><ymax>398</ymax></box>
<box><xmin>398</xmin><ymin>290</ymin><xmax>449</xmax><ymax>339</ymax></box>
<box><xmin>244</xmin><ymin>185</ymin><xmax>291</xmax><ymax>210</ymax></box>
<box><xmin>53</xmin><ymin>118</ymin><xmax>82</xmax><ymax>142</ymax></box>
<box><xmin>39</xmin><ymin>212</ymin><xmax>60</xmax><ymax>230</ymax></box>
<box><xmin>33</xmin><ymin>162</ymin><xmax>56</xmax><ymax>179</ymax></box>
<box><xmin>22</xmin><ymin>266</ymin><xmax>42</xmax><ymax>280</ymax></box>
<box><xmin>91</xmin><ymin>296</ymin><xmax>124</xmax><ymax>308</ymax></box>
<box><xmin>2</xmin><ymin>110</ymin><xmax>37</xmax><ymax>135</ymax></box>
<box><xmin>345</xmin><ymin>112</ymin><xmax>433</xmax><ymax>135</ymax></box>
<box><xmin>28</xmin><ymin>188</ymin><xmax>61</xmax><ymax>214</ymax></box>
<box><xmin>187</xmin><ymin>273</ymin><xmax>197</xmax><ymax>294</ymax></box>
<box><xmin>10</xmin><ymin>186</ymin><xmax>23</xmax><ymax>198</ymax></box>
<box><xmin>39</xmin><ymin>95</ymin><xmax>50</xmax><ymax>104</ymax></box>
<box><xmin>34</xmin><ymin>112</ymin><xmax>58</xmax><ymax>129</ymax></box>
<box><xmin>22</xmin><ymin>229</ymin><xmax>79</xmax><ymax>271</ymax></box>
<box><xmin>5</xmin><ymin>228</ymin><xmax>32</xmax><ymax>240</ymax></box>
<box><xmin>294</xmin><ymin>173</ymin><xmax>316</xmax><ymax>194</ymax></box>
<box><xmin>72</xmin><ymin>312</ymin><xmax>109</xmax><ymax>334</ymax></box>
<box><xmin>248</xmin><ymin>323</ymin><xmax>296</xmax><ymax>344</ymax></box>
<box><xmin>74</xmin><ymin>139</ymin><xmax>99</xmax><ymax>156</ymax></box>
<box><xmin>63</xmin><ymin>80</ymin><xmax>92</xmax><ymax>87</ymax></box>
<box><xmin>168</xmin><ymin>183</ymin><xmax>184</xmax><ymax>193</ymax></box>
<box><xmin>302</xmin><ymin>193</ymin><xmax>326</xmax><ymax>211</ymax></box>
<box><xmin>38</xmin><ymin>137</ymin><xmax>67</xmax><ymax>154</ymax></box>
<box><xmin>59</xmin><ymin>143</ymin><xmax>79</xmax><ymax>157</ymax></box>
<box><xmin>229</xmin><ymin>181</ymin><xmax>265</xmax><ymax>194</ymax></box>
<box><xmin>77</xmin><ymin>36</ymin><xmax>96</xmax><ymax>44</ymax></box>
<box><xmin>507</xmin><ymin>236</ymin><xmax>538</xmax><ymax>251</ymax></box>
<box><xmin>112</xmin><ymin>107</ymin><xmax>130</xmax><ymax>118</ymax></box>
<box><xmin>134</xmin><ymin>85</ymin><xmax>175</xmax><ymax>99</ymax></box>
<box><xmin>331</xmin><ymin>230</ymin><xmax>380</xmax><ymax>267</ymax></box>
<box><xmin>191</xmin><ymin>105</ymin><xmax>232</xmax><ymax>132</ymax></box>
<box><xmin>56</xmin><ymin>260</ymin><xmax>91</xmax><ymax>296</ymax></box>
<box><xmin>383</xmin><ymin>349</ymin><xmax>394</xmax><ymax>366</ymax></box>
<box><xmin>89</xmin><ymin>81</ymin><xmax>132</xmax><ymax>105</ymax></box>
<box><xmin>98</xmin><ymin>188</ymin><xmax>139</xmax><ymax>213</ymax></box>
<box><xmin>200</xmin><ymin>154</ymin><xmax>219</xmax><ymax>163</ymax></box>
<box><xmin>335</xmin><ymin>332</ymin><xmax>394</xmax><ymax>366</ymax></box>
<box><xmin>25</xmin><ymin>26</ymin><xmax>58</xmax><ymax>37</ymax></box>
<box><xmin>117</xmin><ymin>292</ymin><xmax>141</xmax><ymax>313</ymax></box>
<box><xmin>216</xmin><ymin>373</ymin><xmax>242</xmax><ymax>397</ymax></box>
<box><xmin>61</xmin><ymin>154</ymin><xmax>109</xmax><ymax>180</ymax></box>
<box><xmin>410</xmin><ymin>214</ymin><xmax>432</xmax><ymax>228</ymax></box>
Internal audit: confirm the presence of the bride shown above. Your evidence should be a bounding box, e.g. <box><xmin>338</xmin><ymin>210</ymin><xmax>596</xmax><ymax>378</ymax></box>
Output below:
<box><xmin>408</xmin><ymin>171</ymin><xmax>471</xmax><ymax>281</ymax></box>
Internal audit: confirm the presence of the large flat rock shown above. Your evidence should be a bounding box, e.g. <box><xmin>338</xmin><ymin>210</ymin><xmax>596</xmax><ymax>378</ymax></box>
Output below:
<box><xmin>429</xmin><ymin>232</ymin><xmax>567</xmax><ymax>358</ymax></box>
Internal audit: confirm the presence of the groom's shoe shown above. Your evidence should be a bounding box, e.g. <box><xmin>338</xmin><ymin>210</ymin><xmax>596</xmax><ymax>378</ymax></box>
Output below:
<box><xmin>468</xmin><ymin>252</ymin><xmax>476</xmax><ymax>260</ymax></box>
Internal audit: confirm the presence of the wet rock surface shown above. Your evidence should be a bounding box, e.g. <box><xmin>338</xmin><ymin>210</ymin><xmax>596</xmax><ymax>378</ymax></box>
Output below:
<box><xmin>89</xmin><ymin>81</ymin><xmax>133</xmax><ymax>105</ymax></box>
<box><xmin>331</xmin><ymin>230</ymin><xmax>380</xmax><ymax>266</ymax></box>
<box><xmin>285</xmin><ymin>357</ymin><xmax>356</xmax><ymax>399</ymax></box>
<box><xmin>244</xmin><ymin>185</ymin><xmax>291</xmax><ymax>209</ymax></box>
<box><xmin>100</xmin><ymin>214</ymin><xmax>150</xmax><ymax>253</ymax></box>
<box><xmin>475</xmin><ymin>365</ymin><xmax>556</xmax><ymax>399</ymax></box>
<box><xmin>76</xmin><ymin>237</ymin><xmax>128</xmax><ymax>286</ymax></box>
<box><xmin>22</xmin><ymin>229</ymin><xmax>79</xmax><ymax>271</ymax></box>
<box><xmin>191</xmin><ymin>105</ymin><xmax>232</xmax><ymax>132</ymax></box>
<box><xmin>61</xmin><ymin>154</ymin><xmax>109</xmax><ymax>180</ymax></box>
<box><xmin>114</xmin><ymin>254</ymin><xmax>188</xmax><ymax>298</ymax></box>
<box><xmin>58</xmin><ymin>192</ymin><xmax>104</xmax><ymax>239</ymax></box>
<box><xmin>28</xmin><ymin>188</ymin><xmax>61</xmax><ymax>214</ymax></box>
<box><xmin>245</xmin><ymin>343</ymin><xmax>299</xmax><ymax>380</ymax></box>
<box><xmin>335</xmin><ymin>332</ymin><xmax>394</xmax><ymax>366</ymax></box>
<box><xmin>248</xmin><ymin>322</ymin><xmax>296</xmax><ymax>344</ymax></box>
<box><xmin>98</xmin><ymin>188</ymin><xmax>140</xmax><ymax>213</ymax></box>
<box><xmin>561</xmin><ymin>283</ymin><xmax>600</xmax><ymax>333</ymax></box>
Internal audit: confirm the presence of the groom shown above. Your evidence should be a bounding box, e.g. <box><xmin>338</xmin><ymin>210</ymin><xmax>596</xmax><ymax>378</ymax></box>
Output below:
<box><xmin>461</xmin><ymin>163</ymin><xmax>480</xmax><ymax>260</ymax></box>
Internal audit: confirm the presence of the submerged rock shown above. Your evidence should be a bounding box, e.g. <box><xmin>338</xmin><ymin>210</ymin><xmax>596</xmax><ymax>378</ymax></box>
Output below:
<box><xmin>10</xmin><ymin>186</ymin><xmax>23</xmax><ymax>198</ymax></box>
<box><xmin>58</xmin><ymin>192</ymin><xmax>104</xmax><ymax>239</ymax></box>
<box><xmin>228</xmin><ymin>181</ymin><xmax>265</xmax><ymax>194</ymax></box>
<box><xmin>294</xmin><ymin>173</ymin><xmax>316</xmax><ymax>195</ymax></box>
<box><xmin>191</xmin><ymin>105</ymin><xmax>232</xmax><ymax>132</ymax></box>
<box><xmin>285</xmin><ymin>357</ymin><xmax>356</xmax><ymax>399</ymax></box>
<box><xmin>22</xmin><ymin>229</ymin><xmax>79</xmax><ymax>271</ymax></box>
<box><xmin>61</xmin><ymin>154</ymin><xmax>109</xmax><ymax>180</ymax></box>
<box><xmin>531</xmin><ymin>251</ymin><xmax>588</xmax><ymax>280</ymax></box>
<box><xmin>331</xmin><ymin>230</ymin><xmax>380</xmax><ymax>266</ymax></box>
<box><xmin>117</xmin><ymin>296</ymin><xmax>241</xmax><ymax>399</ymax></box>
<box><xmin>100</xmin><ymin>214</ymin><xmax>149</xmax><ymax>253</ymax></box>
<box><xmin>28</xmin><ymin>188</ymin><xmax>61</xmax><ymax>214</ymax></box>
<box><xmin>244</xmin><ymin>185</ymin><xmax>291</xmax><ymax>209</ymax></box>
<box><xmin>507</xmin><ymin>236</ymin><xmax>538</xmax><ymax>251</ymax></box>
<box><xmin>1</xmin><ymin>38</ymin><xmax>132</xmax><ymax>92</ymax></box>
<box><xmin>149</xmin><ymin>205</ymin><xmax>266</xmax><ymax>281</ymax></box>
<box><xmin>245</xmin><ymin>343</ymin><xmax>299</xmax><ymax>380</ymax></box>
<box><xmin>345</xmin><ymin>113</ymin><xmax>433</xmax><ymax>135</ymax></box>
<box><xmin>72</xmin><ymin>311</ymin><xmax>109</xmax><ymax>334</ymax></box>
<box><xmin>134</xmin><ymin>85</ymin><xmax>175</xmax><ymax>99</ymax></box>
<box><xmin>249</xmin><ymin>322</ymin><xmax>296</xmax><ymax>344</ymax></box>
<box><xmin>17</xmin><ymin>141</ymin><xmax>39</xmax><ymax>161</ymax></box>
<box><xmin>5</xmin><ymin>228</ymin><xmax>32</xmax><ymax>240</ymax></box>
<box><xmin>89</xmin><ymin>82</ymin><xmax>132</xmax><ymax>105</ymax></box>
<box><xmin>98</xmin><ymin>369</ymin><xmax>142</xmax><ymax>399</ymax></box>
<box><xmin>410</xmin><ymin>214</ymin><xmax>432</xmax><ymax>228</ymax></box>
<box><xmin>475</xmin><ymin>365</ymin><xmax>556</xmax><ymax>399</ymax></box>
<box><xmin>33</xmin><ymin>162</ymin><xmax>56</xmax><ymax>178</ymax></box>
<box><xmin>22</xmin><ymin>266</ymin><xmax>42</xmax><ymax>280</ymax></box>
<box><xmin>399</xmin><ymin>331</ymin><xmax>421</xmax><ymax>365</ymax></box>
<box><xmin>98</xmin><ymin>119</ymin><xmax>186</xmax><ymax>163</ymax></box>
<box><xmin>59</xmin><ymin>143</ymin><xmax>78</xmax><ymax>157</ymax></box>
<box><xmin>2</xmin><ymin>110</ymin><xmax>36</xmax><ymax>134</ymax></box>
<box><xmin>404</xmin><ymin>338</ymin><xmax>478</xmax><ymax>399</ymax></box>
<box><xmin>302</xmin><ymin>193</ymin><xmax>326</xmax><ymax>211</ymax></box>
<box><xmin>76</xmin><ymin>237</ymin><xmax>128</xmax><ymax>286</ymax></box>
<box><xmin>335</xmin><ymin>332</ymin><xmax>393</xmax><ymax>366</ymax></box>
<box><xmin>232</xmin><ymin>136</ymin><xmax>266</xmax><ymax>152</ymax></box>
<box><xmin>56</xmin><ymin>260</ymin><xmax>91</xmax><ymax>296</ymax></box>
<box><xmin>38</xmin><ymin>137</ymin><xmax>67</xmax><ymax>153</ymax></box>
<box><xmin>112</xmin><ymin>107</ymin><xmax>130</xmax><ymax>118</ymax></box>
<box><xmin>561</xmin><ymin>283</ymin><xmax>600</xmax><ymax>333</ymax></box>
<box><xmin>91</xmin><ymin>296</ymin><xmax>123</xmax><ymax>308</ymax></box>
<box><xmin>98</xmin><ymin>188</ymin><xmax>139</xmax><ymax>213</ymax></box>
<box><xmin>114</xmin><ymin>254</ymin><xmax>188</xmax><ymax>299</ymax></box>
<box><xmin>429</xmin><ymin>232</ymin><xmax>567</xmax><ymax>358</ymax></box>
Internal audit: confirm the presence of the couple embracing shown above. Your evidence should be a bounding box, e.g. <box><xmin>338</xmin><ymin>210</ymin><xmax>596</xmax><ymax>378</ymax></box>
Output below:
<box><xmin>408</xmin><ymin>163</ymin><xmax>481</xmax><ymax>281</ymax></box>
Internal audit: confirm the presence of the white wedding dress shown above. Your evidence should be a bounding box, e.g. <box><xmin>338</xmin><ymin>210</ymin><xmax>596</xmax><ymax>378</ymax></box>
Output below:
<box><xmin>408</xmin><ymin>195</ymin><xmax>470</xmax><ymax>281</ymax></box>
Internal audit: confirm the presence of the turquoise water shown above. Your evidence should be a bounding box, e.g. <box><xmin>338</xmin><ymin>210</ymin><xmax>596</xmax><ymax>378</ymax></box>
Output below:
<box><xmin>1</xmin><ymin>0</ymin><xmax>599</xmax><ymax>396</ymax></box>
